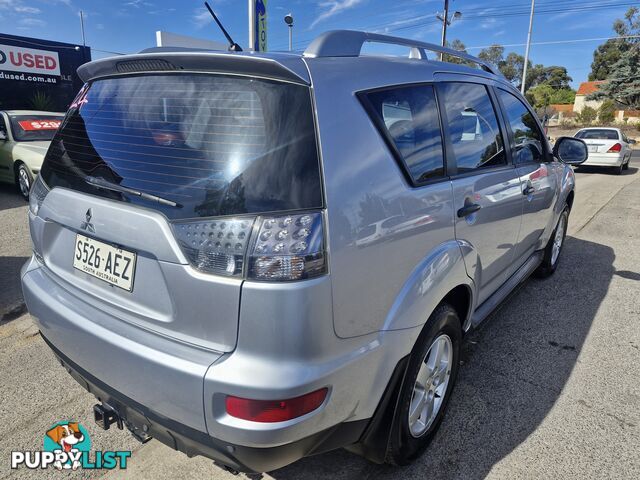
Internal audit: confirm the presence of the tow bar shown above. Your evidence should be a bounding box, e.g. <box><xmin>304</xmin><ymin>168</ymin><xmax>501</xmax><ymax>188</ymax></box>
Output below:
<box><xmin>94</xmin><ymin>403</ymin><xmax>123</xmax><ymax>430</ymax></box>
<box><xmin>93</xmin><ymin>403</ymin><xmax>152</xmax><ymax>443</ymax></box>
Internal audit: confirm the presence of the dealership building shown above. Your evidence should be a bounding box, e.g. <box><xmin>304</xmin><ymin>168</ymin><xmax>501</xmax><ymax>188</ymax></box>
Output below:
<box><xmin>0</xmin><ymin>33</ymin><xmax>91</xmax><ymax>113</ymax></box>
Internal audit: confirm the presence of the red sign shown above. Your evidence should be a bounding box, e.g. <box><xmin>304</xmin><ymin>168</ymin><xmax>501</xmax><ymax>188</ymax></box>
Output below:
<box><xmin>18</xmin><ymin>120</ymin><xmax>62</xmax><ymax>131</ymax></box>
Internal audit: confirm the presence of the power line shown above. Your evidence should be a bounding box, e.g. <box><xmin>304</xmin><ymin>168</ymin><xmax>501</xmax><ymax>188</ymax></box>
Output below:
<box><xmin>466</xmin><ymin>34</ymin><xmax>640</xmax><ymax>51</ymax></box>
<box><xmin>272</xmin><ymin>0</ymin><xmax>636</xmax><ymax>50</ymax></box>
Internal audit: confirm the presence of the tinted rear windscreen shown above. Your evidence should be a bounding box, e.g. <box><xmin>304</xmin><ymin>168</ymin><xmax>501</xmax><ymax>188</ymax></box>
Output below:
<box><xmin>575</xmin><ymin>129</ymin><xmax>619</xmax><ymax>140</ymax></box>
<box><xmin>41</xmin><ymin>74</ymin><xmax>322</xmax><ymax>220</ymax></box>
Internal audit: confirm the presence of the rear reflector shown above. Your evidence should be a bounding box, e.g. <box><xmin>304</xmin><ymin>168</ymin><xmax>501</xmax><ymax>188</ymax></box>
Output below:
<box><xmin>225</xmin><ymin>388</ymin><xmax>328</xmax><ymax>423</ymax></box>
<box><xmin>607</xmin><ymin>143</ymin><xmax>622</xmax><ymax>153</ymax></box>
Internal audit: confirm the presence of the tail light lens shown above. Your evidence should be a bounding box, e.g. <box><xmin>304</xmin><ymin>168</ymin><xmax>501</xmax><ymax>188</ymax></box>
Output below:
<box><xmin>607</xmin><ymin>143</ymin><xmax>622</xmax><ymax>153</ymax></box>
<box><xmin>29</xmin><ymin>175</ymin><xmax>49</xmax><ymax>216</ymax></box>
<box><xmin>172</xmin><ymin>217</ymin><xmax>256</xmax><ymax>277</ymax></box>
<box><xmin>172</xmin><ymin>211</ymin><xmax>326</xmax><ymax>281</ymax></box>
<box><xmin>225</xmin><ymin>388</ymin><xmax>328</xmax><ymax>423</ymax></box>
<box><xmin>248</xmin><ymin>212</ymin><xmax>326</xmax><ymax>281</ymax></box>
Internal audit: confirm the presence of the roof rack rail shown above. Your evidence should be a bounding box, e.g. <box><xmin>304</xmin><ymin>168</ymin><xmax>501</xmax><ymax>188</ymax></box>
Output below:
<box><xmin>304</xmin><ymin>30</ymin><xmax>498</xmax><ymax>75</ymax></box>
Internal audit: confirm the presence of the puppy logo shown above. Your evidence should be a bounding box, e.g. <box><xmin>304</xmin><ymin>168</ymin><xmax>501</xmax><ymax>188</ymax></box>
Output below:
<box><xmin>44</xmin><ymin>422</ymin><xmax>91</xmax><ymax>470</ymax></box>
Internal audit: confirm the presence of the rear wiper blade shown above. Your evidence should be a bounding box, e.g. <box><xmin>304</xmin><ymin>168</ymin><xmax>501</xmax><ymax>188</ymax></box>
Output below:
<box><xmin>84</xmin><ymin>176</ymin><xmax>182</xmax><ymax>208</ymax></box>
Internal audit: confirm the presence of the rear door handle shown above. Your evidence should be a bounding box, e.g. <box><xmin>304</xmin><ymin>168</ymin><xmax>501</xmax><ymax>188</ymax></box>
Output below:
<box><xmin>523</xmin><ymin>185</ymin><xmax>535</xmax><ymax>196</ymax></box>
<box><xmin>457</xmin><ymin>203</ymin><xmax>481</xmax><ymax>218</ymax></box>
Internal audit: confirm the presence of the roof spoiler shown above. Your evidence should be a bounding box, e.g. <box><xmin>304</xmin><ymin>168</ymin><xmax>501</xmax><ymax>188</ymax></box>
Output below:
<box><xmin>77</xmin><ymin>50</ymin><xmax>310</xmax><ymax>85</ymax></box>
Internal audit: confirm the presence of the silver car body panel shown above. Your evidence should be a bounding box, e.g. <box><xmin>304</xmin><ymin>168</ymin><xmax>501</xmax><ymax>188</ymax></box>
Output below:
<box><xmin>34</xmin><ymin>188</ymin><xmax>241</xmax><ymax>353</ymax></box>
<box><xmin>22</xmin><ymin>45</ymin><xmax>577</xmax><ymax>461</ymax></box>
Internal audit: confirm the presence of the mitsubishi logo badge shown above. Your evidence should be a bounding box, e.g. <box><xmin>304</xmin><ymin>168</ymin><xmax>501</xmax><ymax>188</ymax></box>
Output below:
<box><xmin>80</xmin><ymin>208</ymin><xmax>95</xmax><ymax>233</ymax></box>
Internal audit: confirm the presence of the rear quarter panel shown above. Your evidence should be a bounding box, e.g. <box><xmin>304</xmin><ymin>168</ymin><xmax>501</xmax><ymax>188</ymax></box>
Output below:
<box><xmin>307</xmin><ymin>58</ymin><xmax>472</xmax><ymax>338</ymax></box>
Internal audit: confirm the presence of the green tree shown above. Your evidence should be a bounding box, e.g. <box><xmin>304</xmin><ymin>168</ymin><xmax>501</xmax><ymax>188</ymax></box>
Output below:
<box><xmin>598</xmin><ymin>100</ymin><xmax>617</xmax><ymax>124</ymax></box>
<box><xmin>500</xmin><ymin>52</ymin><xmax>526</xmax><ymax>88</ymax></box>
<box><xmin>443</xmin><ymin>39</ymin><xmax>471</xmax><ymax>65</ymax></box>
<box><xmin>477</xmin><ymin>44</ymin><xmax>505</xmax><ymax>68</ymax></box>
<box><xmin>576</xmin><ymin>106</ymin><xmax>598</xmax><ymax>125</ymax></box>
<box><xmin>589</xmin><ymin>45</ymin><xmax>640</xmax><ymax>109</ymax></box>
<box><xmin>589</xmin><ymin>7</ymin><xmax>640</xmax><ymax>80</ymax></box>
<box><xmin>526</xmin><ymin>84</ymin><xmax>554</xmax><ymax>110</ymax></box>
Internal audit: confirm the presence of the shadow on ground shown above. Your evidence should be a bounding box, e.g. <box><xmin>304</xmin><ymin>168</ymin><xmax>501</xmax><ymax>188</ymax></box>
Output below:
<box><xmin>268</xmin><ymin>236</ymin><xmax>614</xmax><ymax>480</ymax></box>
<box><xmin>0</xmin><ymin>183</ymin><xmax>26</xmax><ymax>212</ymax></box>
<box><xmin>0</xmin><ymin>256</ymin><xmax>29</xmax><ymax>319</ymax></box>
<box><xmin>575</xmin><ymin>165</ymin><xmax>637</xmax><ymax>176</ymax></box>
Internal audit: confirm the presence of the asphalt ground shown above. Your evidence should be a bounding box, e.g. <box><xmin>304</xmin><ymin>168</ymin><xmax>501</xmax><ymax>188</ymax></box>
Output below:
<box><xmin>0</xmin><ymin>153</ymin><xmax>638</xmax><ymax>479</ymax></box>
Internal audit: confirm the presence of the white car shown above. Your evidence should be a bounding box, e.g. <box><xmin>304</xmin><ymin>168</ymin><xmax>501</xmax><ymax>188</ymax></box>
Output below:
<box><xmin>574</xmin><ymin>127</ymin><xmax>635</xmax><ymax>174</ymax></box>
<box><xmin>0</xmin><ymin>110</ymin><xmax>65</xmax><ymax>199</ymax></box>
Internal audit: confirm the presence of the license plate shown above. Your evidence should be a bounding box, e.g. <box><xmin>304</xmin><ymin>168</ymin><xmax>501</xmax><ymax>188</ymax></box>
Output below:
<box><xmin>588</xmin><ymin>146</ymin><xmax>598</xmax><ymax>153</ymax></box>
<box><xmin>73</xmin><ymin>234</ymin><xmax>136</xmax><ymax>291</ymax></box>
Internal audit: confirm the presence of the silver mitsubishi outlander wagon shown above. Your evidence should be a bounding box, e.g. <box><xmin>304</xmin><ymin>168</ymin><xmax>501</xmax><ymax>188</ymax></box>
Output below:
<box><xmin>22</xmin><ymin>31</ymin><xmax>588</xmax><ymax>473</ymax></box>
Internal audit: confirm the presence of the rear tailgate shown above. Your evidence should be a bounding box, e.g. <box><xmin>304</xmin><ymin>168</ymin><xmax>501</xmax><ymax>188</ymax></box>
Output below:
<box><xmin>36</xmin><ymin>187</ymin><xmax>242</xmax><ymax>352</ymax></box>
<box><xmin>35</xmin><ymin>66</ymin><xmax>322</xmax><ymax>352</ymax></box>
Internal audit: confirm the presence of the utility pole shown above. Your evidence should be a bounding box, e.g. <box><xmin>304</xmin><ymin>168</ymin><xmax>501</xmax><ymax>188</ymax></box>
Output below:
<box><xmin>284</xmin><ymin>14</ymin><xmax>294</xmax><ymax>51</ymax></box>
<box><xmin>436</xmin><ymin>1</ymin><xmax>461</xmax><ymax>61</ymax></box>
<box><xmin>248</xmin><ymin>0</ymin><xmax>256</xmax><ymax>51</ymax></box>
<box><xmin>79</xmin><ymin>10</ymin><xmax>86</xmax><ymax>47</ymax></box>
<box><xmin>439</xmin><ymin>0</ymin><xmax>449</xmax><ymax>61</ymax></box>
<box><xmin>521</xmin><ymin>0</ymin><xmax>535</xmax><ymax>94</ymax></box>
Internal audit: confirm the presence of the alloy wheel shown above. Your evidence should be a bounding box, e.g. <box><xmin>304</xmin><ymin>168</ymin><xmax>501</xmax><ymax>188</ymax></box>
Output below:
<box><xmin>551</xmin><ymin>213</ymin><xmax>567</xmax><ymax>266</ymax></box>
<box><xmin>408</xmin><ymin>334</ymin><xmax>453</xmax><ymax>437</ymax></box>
<box><xmin>18</xmin><ymin>167</ymin><xmax>31</xmax><ymax>198</ymax></box>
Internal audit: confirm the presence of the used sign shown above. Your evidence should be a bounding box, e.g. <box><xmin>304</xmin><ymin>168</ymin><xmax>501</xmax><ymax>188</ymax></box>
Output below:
<box><xmin>0</xmin><ymin>44</ymin><xmax>60</xmax><ymax>77</ymax></box>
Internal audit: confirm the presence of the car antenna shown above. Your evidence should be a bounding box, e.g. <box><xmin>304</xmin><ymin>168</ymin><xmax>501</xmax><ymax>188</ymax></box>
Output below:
<box><xmin>204</xmin><ymin>2</ymin><xmax>242</xmax><ymax>52</ymax></box>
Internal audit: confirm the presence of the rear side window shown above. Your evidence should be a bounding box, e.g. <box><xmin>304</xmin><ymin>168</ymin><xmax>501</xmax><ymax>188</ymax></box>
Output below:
<box><xmin>497</xmin><ymin>89</ymin><xmax>546</xmax><ymax>164</ymax></box>
<box><xmin>41</xmin><ymin>74</ymin><xmax>322</xmax><ymax>220</ymax></box>
<box><xmin>362</xmin><ymin>85</ymin><xmax>444</xmax><ymax>184</ymax></box>
<box><xmin>438</xmin><ymin>82</ymin><xmax>506</xmax><ymax>173</ymax></box>
<box><xmin>575</xmin><ymin>129</ymin><xmax>619</xmax><ymax>140</ymax></box>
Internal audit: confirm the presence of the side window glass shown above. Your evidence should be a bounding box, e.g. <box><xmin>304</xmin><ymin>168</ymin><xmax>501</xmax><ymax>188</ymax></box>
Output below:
<box><xmin>365</xmin><ymin>85</ymin><xmax>444</xmax><ymax>184</ymax></box>
<box><xmin>497</xmin><ymin>89</ymin><xmax>546</xmax><ymax>165</ymax></box>
<box><xmin>438</xmin><ymin>82</ymin><xmax>506</xmax><ymax>173</ymax></box>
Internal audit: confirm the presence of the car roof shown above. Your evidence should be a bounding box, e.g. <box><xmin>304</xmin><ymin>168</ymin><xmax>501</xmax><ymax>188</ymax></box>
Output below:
<box><xmin>77</xmin><ymin>30</ymin><xmax>515</xmax><ymax>93</ymax></box>
<box><xmin>2</xmin><ymin>110</ymin><xmax>65</xmax><ymax>116</ymax></box>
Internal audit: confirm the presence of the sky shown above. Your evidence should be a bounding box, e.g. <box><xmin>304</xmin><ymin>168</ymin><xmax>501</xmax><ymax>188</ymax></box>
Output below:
<box><xmin>0</xmin><ymin>0</ymin><xmax>635</xmax><ymax>89</ymax></box>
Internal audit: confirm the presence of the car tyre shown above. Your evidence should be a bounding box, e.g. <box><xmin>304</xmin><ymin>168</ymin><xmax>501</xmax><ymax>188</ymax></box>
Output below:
<box><xmin>385</xmin><ymin>303</ymin><xmax>461</xmax><ymax>466</ymax></box>
<box><xmin>622</xmin><ymin>157</ymin><xmax>629</xmax><ymax>171</ymax></box>
<box><xmin>535</xmin><ymin>206</ymin><xmax>569</xmax><ymax>278</ymax></box>
<box><xmin>614</xmin><ymin>162</ymin><xmax>624</xmax><ymax>175</ymax></box>
<box><xmin>15</xmin><ymin>163</ymin><xmax>33</xmax><ymax>201</ymax></box>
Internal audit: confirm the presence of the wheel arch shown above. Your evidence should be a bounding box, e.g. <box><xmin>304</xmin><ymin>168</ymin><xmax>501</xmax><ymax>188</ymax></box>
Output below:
<box><xmin>380</xmin><ymin>240</ymin><xmax>475</xmax><ymax>332</ymax></box>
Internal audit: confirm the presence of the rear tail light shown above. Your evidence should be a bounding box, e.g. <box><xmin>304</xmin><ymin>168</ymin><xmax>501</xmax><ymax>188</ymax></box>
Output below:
<box><xmin>225</xmin><ymin>388</ymin><xmax>328</xmax><ymax>423</ymax></box>
<box><xmin>172</xmin><ymin>211</ymin><xmax>326</xmax><ymax>281</ymax></box>
<box><xmin>29</xmin><ymin>175</ymin><xmax>49</xmax><ymax>216</ymax></box>
<box><xmin>248</xmin><ymin>212</ymin><xmax>326</xmax><ymax>281</ymax></box>
<box><xmin>607</xmin><ymin>143</ymin><xmax>622</xmax><ymax>153</ymax></box>
<box><xmin>172</xmin><ymin>217</ymin><xmax>255</xmax><ymax>277</ymax></box>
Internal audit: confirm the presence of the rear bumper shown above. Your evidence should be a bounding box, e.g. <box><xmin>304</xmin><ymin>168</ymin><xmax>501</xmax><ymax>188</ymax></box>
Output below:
<box><xmin>583</xmin><ymin>153</ymin><xmax>625</xmax><ymax>167</ymax></box>
<box><xmin>42</xmin><ymin>334</ymin><xmax>367</xmax><ymax>473</ymax></box>
<box><xmin>22</xmin><ymin>256</ymin><xmax>415</xmax><ymax>470</ymax></box>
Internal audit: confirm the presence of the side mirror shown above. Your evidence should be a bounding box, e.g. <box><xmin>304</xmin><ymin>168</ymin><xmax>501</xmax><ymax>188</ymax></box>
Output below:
<box><xmin>0</xmin><ymin>131</ymin><xmax>7</xmax><ymax>141</ymax></box>
<box><xmin>553</xmin><ymin>136</ymin><xmax>588</xmax><ymax>166</ymax></box>
<box><xmin>629</xmin><ymin>138</ymin><xmax>637</xmax><ymax>145</ymax></box>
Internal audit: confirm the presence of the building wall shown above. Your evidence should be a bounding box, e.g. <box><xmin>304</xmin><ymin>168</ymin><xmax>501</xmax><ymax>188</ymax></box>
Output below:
<box><xmin>573</xmin><ymin>95</ymin><xmax>603</xmax><ymax>113</ymax></box>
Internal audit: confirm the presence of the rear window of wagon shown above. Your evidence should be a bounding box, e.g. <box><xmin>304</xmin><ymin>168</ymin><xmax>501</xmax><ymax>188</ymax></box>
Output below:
<box><xmin>40</xmin><ymin>73</ymin><xmax>322</xmax><ymax>220</ymax></box>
